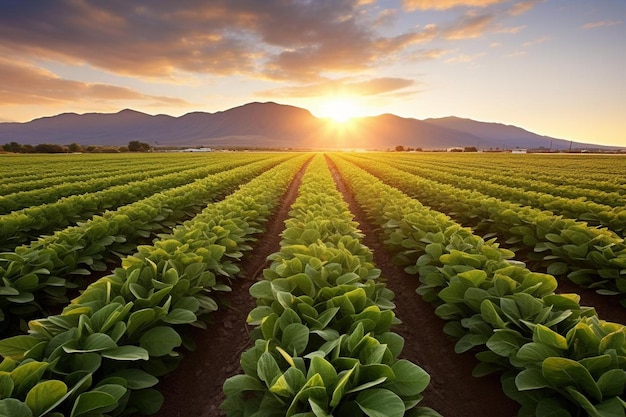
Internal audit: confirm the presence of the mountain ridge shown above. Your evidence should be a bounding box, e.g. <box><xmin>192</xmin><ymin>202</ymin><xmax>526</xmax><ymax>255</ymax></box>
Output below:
<box><xmin>0</xmin><ymin>102</ymin><xmax>617</xmax><ymax>150</ymax></box>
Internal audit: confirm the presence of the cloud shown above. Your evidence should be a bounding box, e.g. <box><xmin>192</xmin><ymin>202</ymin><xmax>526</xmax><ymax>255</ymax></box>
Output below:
<box><xmin>402</xmin><ymin>0</ymin><xmax>507</xmax><ymax>11</ymax></box>
<box><xmin>523</xmin><ymin>36</ymin><xmax>549</xmax><ymax>47</ymax></box>
<box><xmin>508</xmin><ymin>0</ymin><xmax>543</xmax><ymax>16</ymax></box>
<box><xmin>0</xmin><ymin>58</ymin><xmax>190</xmax><ymax>107</ymax></box>
<box><xmin>257</xmin><ymin>77</ymin><xmax>416</xmax><ymax>98</ymax></box>
<box><xmin>445</xmin><ymin>52</ymin><xmax>486</xmax><ymax>63</ymax></box>
<box><xmin>443</xmin><ymin>13</ymin><xmax>494</xmax><ymax>39</ymax></box>
<box><xmin>495</xmin><ymin>25</ymin><xmax>526</xmax><ymax>34</ymax></box>
<box><xmin>0</xmin><ymin>1</ymin><xmax>435</xmax><ymax>83</ymax></box>
<box><xmin>581</xmin><ymin>20</ymin><xmax>622</xmax><ymax>30</ymax></box>
<box><xmin>505</xmin><ymin>51</ymin><xmax>527</xmax><ymax>58</ymax></box>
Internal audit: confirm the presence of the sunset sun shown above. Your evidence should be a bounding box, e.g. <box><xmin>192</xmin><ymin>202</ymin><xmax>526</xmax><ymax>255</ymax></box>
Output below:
<box><xmin>319</xmin><ymin>99</ymin><xmax>361</xmax><ymax>123</ymax></box>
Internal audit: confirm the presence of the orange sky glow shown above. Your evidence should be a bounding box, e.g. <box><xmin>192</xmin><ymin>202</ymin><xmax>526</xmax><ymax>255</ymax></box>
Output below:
<box><xmin>0</xmin><ymin>0</ymin><xmax>624</xmax><ymax>147</ymax></box>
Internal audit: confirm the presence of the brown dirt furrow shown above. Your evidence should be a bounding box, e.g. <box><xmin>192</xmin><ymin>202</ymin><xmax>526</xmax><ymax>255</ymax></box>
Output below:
<box><xmin>325</xmin><ymin>154</ymin><xmax>520</xmax><ymax>417</ymax></box>
<box><xmin>155</xmin><ymin>157</ymin><xmax>310</xmax><ymax>417</ymax></box>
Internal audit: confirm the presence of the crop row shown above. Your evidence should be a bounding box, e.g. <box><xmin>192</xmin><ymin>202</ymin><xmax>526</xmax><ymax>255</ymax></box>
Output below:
<box><xmin>0</xmin><ymin>156</ymin><xmax>204</xmax><ymax>196</ymax></box>
<box><xmin>342</xmin><ymin>154</ymin><xmax>626</xmax><ymax>303</ymax></box>
<box><xmin>222</xmin><ymin>154</ymin><xmax>439</xmax><ymax>417</ymax></box>
<box><xmin>0</xmin><ymin>154</ymin><xmax>309</xmax><ymax>417</ymax></box>
<box><xmin>0</xmin><ymin>154</ymin><xmax>271</xmax><ymax>250</ymax></box>
<box><xmin>390</xmin><ymin>154</ymin><xmax>625</xmax><ymax>207</ymax></box>
<box><xmin>331</xmin><ymin>154</ymin><xmax>626</xmax><ymax>417</ymax></box>
<box><xmin>0</xmin><ymin>156</ymin><xmax>227</xmax><ymax>214</ymax></box>
<box><xmin>0</xmin><ymin>155</ymin><xmax>292</xmax><ymax>332</ymax></box>
<box><xmin>407</xmin><ymin>154</ymin><xmax>625</xmax><ymax>191</ymax></box>
<box><xmin>369</xmin><ymin>155</ymin><xmax>626</xmax><ymax>233</ymax></box>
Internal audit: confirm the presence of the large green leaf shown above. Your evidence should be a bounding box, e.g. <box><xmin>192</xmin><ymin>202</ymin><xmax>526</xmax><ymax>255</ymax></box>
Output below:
<box><xmin>223</xmin><ymin>374</ymin><xmax>265</xmax><ymax>396</ymax></box>
<box><xmin>307</xmin><ymin>355</ymin><xmax>337</xmax><ymax>387</ymax></box>
<box><xmin>543</xmin><ymin>357</ymin><xmax>602</xmax><ymax>402</ymax></box>
<box><xmin>515</xmin><ymin>368</ymin><xmax>549</xmax><ymax>391</ymax></box>
<box><xmin>516</xmin><ymin>342</ymin><xmax>563</xmax><ymax>365</ymax></box>
<box><xmin>0</xmin><ymin>373</ymin><xmax>14</xmax><ymax>398</ymax></box>
<box><xmin>355</xmin><ymin>388</ymin><xmax>405</xmax><ymax>417</ymax></box>
<box><xmin>0</xmin><ymin>399</ymin><xmax>32</xmax><ymax>417</ymax></box>
<box><xmin>534</xmin><ymin>324</ymin><xmax>568</xmax><ymax>351</ymax></box>
<box><xmin>282</xmin><ymin>323</ymin><xmax>310</xmax><ymax>356</ymax></box>
<box><xmin>63</xmin><ymin>333</ymin><xmax>117</xmax><ymax>353</ymax></box>
<box><xmin>486</xmin><ymin>329</ymin><xmax>524</xmax><ymax>358</ymax></box>
<box><xmin>330</xmin><ymin>365</ymin><xmax>356</xmax><ymax>407</ymax></box>
<box><xmin>269</xmin><ymin>367</ymin><xmax>305</xmax><ymax>397</ymax></box>
<box><xmin>101</xmin><ymin>345</ymin><xmax>149</xmax><ymax>361</ymax></box>
<box><xmin>127</xmin><ymin>388</ymin><xmax>164</xmax><ymax>415</ymax></box>
<box><xmin>138</xmin><ymin>326</ymin><xmax>181</xmax><ymax>357</ymax></box>
<box><xmin>384</xmin><ymin>359</ymin><xmax>430</xmax><ymax>397</ymax></box>
<box><xmin>597</xmin><ymin>369</ymin><xmax>626</xmax><ymax>398</ymax></box>
<box><xmin>25</xmin><ymin>380</ymin><xmax>67</xmax><ymax>417</ymax></box>
<box><xmin>162</xmin><ymin>308</ymin><xmax>197</xmax><ymax>325</ymax></box>
<box><xmin>0</xmin><ymin>336</ymin><xmax>40</xmax><ymax>360</ymax></box>
<box><xmin>70</xmin><ymin>391</ymin><xmax>118</xmax><ymax>417</ymax></box>
<box><xmin>257</xmin><ymin>352</ymin><xmax>282</xmax><ymax>387</ymax></box>
<box><xmin>108</xmin><ymin>369</ymin><xmax>158</xmax><ymax>390</ymax></box>
<box><xmin>10</xmin><ymin>361</ymin><xmax>49</xmax><ymax>398</ymax></box>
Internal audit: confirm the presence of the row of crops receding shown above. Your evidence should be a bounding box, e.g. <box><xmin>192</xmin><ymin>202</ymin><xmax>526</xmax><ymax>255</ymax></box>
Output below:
<box><xmin>0</xmin><ymin>151</ymin><xmax>624</xmax><ymax>416</ymax></box>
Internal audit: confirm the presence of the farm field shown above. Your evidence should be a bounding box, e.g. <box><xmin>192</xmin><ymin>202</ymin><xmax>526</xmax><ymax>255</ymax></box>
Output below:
<box><xmin>0</xmin><ymin>152</ymin><xmax>625</xmax><ymax>417</ymax></box>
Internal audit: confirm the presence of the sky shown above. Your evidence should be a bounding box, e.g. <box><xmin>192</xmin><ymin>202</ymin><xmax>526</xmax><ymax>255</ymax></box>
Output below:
<box><xmin>0</xmin><ymin>0</ymin><xmax>624</xmax><ymax>147</ymax></box>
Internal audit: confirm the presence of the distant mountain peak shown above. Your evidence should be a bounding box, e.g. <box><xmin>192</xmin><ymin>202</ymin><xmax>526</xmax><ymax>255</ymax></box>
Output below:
<box><xmin>0</xmin><ymin>102</ymin><xmax>616</xmax><ymax>150</ymax></box>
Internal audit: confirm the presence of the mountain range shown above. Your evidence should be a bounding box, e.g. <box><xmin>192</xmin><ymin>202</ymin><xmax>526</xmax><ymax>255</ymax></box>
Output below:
<box><xmin>0</xmin><ymin>102</ymin><xmax>615</xmax><ymax>151</ymax></box>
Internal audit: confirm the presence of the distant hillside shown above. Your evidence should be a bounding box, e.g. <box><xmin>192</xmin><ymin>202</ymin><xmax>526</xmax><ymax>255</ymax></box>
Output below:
<box><xmin>0</xmin><ymin>102</ymin><xmax>616</xmax><ymax>150</ymax></box>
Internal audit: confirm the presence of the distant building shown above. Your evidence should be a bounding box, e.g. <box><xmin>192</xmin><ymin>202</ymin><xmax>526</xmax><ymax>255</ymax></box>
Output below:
<box><xmin>511</xmin><ymin>148</ymin><xmax>527</xmax><ymax>154</ymax></box>
<box><xmin>182</xmin><ymin>148</ymin><xmax>213</xmax><ymax>152</ymax></box>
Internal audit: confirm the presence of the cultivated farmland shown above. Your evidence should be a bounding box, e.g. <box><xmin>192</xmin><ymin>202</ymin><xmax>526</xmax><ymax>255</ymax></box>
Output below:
<box><xmin>0</xmin><ymin>152</ymin><xmax>625</xmax><ymax>417</ymax></box>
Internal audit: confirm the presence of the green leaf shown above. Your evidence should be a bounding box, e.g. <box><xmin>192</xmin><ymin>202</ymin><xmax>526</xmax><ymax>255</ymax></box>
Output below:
<box><xmin>0</xmin><ymin>399</ymin><xmax>32</xmax><ymax>417</ymax></box>
<box><xmin>108</xmin><ymin>369</ymin><xmax>158</xmax><ymax>390</ymax></box>
<box><xmin>223</xmin><ymin>374</ymin><xmax>265</xmax><ymax>396</ymax></box>
<box><xmin>126</xmin><ymin>309</ymin><xmax>157</xmax><ymax>337</ymax></box>
<box><xmin>481</xmin><ymin>300</ymin><xmax>506</xmax><ymax>329</ymax></box>
<box><xmin>0</xmin><ymin>373</ymin><xmax>15</xmax><ymax>398</ymax></box>
<box><xmin>139</xmin><ymin>326</ymin><xmax>182</xmax><ymax>357</ymax></box>
<box><xmin>0</xmin><ymin>336</ymin><xmax>40</xmax><ymax>360</ymax></box>
<box><xmin>486</xmin><ymin>330</ymin><xmax>523</xmax><ymax>358</ymax></box>
<box><xmin>269</xmin><ymin>367</ymin><xmax>305</xmax><ymax>397</ymax></box>
<box><xmin>257</xmin><ymin>352</ymin><xmax>281</xmax><ymax>387</ymax></box>
<box><xmin>356</xmin><ymin>388</ymin><xmax>405</xmax><ymax>417</ymax></box>
<box><xmin>597</xmin><ymin>369</ymin><xmax>626</xmax><ymax>398</ymax></box>
<box><xmin>102</xmin><ymin>345</ymin><xmax>149</xmax><ymax>361</ymax></box>
<box><xmin>330</xmin><ymin>365</ymin><xmax>356</xmax><ymax>407</ymax></box>
<box><xmin>515</xmin><ymin>368</ymin><xmax>549</xmax><ymax>391</ymax></box>
<box><xmin>10</xmin><ymin>361</ymin><xmax>49</xmax><ymax>397</ymax></box>
<box><xmin>307</xmin><ymin>355</ymin><xmax>338</xmax><ymax>387</ymax></box>
<box><xmin>64</xmin><ymin>333</ymin><xmax>117</xmax><ymax>353</ymax></box>
<box><xmin>162</xmin><ymin>308</ymin><xmax>197</xmax><ymax>325</ymax></box>
<box><xmin>547</xmin><ymin>262</ymin><xmax>568</xmax><ymax>276</ymax></box>
<box><xmin>516</xmin><ymin>342</ymin><xmax>563</xmax><ymax>365</ymax></box>
<box><xmin>127</xmin><ymin>388</ymin><xmax>163</xmax><ymax>415</ymax></box>
<box><xmin>457</xmin><ymin>270</ymin><xmax>487</xmax><ymax>287</ymax></box>
<box><xmin>25</xmin><ymin>380</ymin><xmax>67</xmax><ymax>417</ymax></box>
<box><xmin>70</xmin><ymin>391</ymin><xmax>118</xmax><ymax>417</ymax></box>
<box><xmin>282</xmin><ymin>323</ymin><xmax>310</xmax><ymax>356</ymax></box>
<box><xmin>385</xmin><ymin>359</ymin><xmax>430</xmax><ymax>397</ymax></box>
<box><xmin>533</xmin><ymin>324</ymin><xmax>568</xmax><ymax>351</ymax></box>
<box><xmin>542</xmin><ymin>357</ymin><xmax>602</xmax><ymax>402</ymax></box>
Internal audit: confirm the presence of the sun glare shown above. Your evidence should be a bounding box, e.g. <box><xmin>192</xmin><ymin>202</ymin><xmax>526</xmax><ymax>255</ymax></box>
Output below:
<box><xmin>320</xmin><ymin>99</ymin><xmax>361</xmax><ymax>123</ymax></box>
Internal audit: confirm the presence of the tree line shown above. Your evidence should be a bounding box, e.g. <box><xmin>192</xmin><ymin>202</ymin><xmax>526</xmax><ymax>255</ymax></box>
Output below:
<box><xmin>1</xmin><ymin>141</ymin><xmax>152</xmax><ymax>154</ymax></box>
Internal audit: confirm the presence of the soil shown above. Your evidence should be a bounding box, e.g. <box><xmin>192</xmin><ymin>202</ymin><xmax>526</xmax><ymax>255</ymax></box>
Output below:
<box><xmin>154</xmin><ymin>155</ymin><xmax>625</xmax><ymax>417</ymax></box>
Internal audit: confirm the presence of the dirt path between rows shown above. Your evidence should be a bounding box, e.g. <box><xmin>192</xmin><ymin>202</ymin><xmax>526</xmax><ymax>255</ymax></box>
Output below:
<box><xmin>325</xmin><ymin>155</ymin><xmax>520</xmax><ymax>417</ymax></box>
<box><xmin>155</xmin><ymin>158</ymin><xmax>310</xmax><ymax>417</ymax></box>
